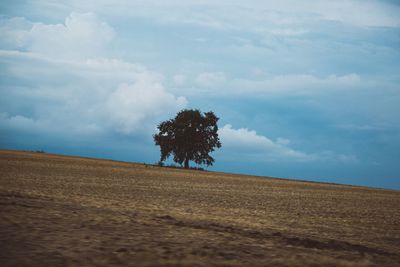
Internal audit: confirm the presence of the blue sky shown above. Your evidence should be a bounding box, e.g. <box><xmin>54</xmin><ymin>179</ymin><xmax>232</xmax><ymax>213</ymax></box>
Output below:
<box><xmin>1</xmin><ymin>0</ymin><xmax>399</xmax><ymax>189</ymax></box>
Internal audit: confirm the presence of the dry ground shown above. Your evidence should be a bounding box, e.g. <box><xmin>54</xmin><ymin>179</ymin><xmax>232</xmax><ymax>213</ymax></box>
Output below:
<box><xmin>0</xmin><ymin>150</ymin><xmax>399</xmax><ymax>267</ymax></box>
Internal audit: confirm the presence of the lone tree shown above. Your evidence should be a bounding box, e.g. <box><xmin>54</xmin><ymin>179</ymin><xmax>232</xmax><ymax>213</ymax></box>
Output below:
<box><xmin>154</xmin><ymin>109</ymin><xmax>222</xmax><ymax>169</ymax></box>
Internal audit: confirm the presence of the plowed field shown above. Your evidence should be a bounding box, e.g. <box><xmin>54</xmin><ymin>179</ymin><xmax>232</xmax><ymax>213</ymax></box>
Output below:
<box><xmin>1</xmin><ymin>150</ymin><xmax>399</xmax><ymax>266</ymax></box>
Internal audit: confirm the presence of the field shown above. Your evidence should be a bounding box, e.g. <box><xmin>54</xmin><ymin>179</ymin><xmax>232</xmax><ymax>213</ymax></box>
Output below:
<box><xmin>0</xmin><ymin>150</ymin><xmax>399</xmax><ymax>266</ymax></box>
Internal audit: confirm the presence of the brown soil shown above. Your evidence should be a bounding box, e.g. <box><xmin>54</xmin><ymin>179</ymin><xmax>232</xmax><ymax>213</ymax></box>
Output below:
<box><xmin>0</xmin><ymin>150</ymin><xmax>399</xmax><ymax>266</ymax></box>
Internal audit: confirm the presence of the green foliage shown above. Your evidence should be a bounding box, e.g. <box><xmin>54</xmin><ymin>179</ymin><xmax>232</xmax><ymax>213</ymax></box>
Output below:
<box><xmin>153</xmin><ymin>109</ymin><xmax>222</xmax><ymax>168</ymax></box>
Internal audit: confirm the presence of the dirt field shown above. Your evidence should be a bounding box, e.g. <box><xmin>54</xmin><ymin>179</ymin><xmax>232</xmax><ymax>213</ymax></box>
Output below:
<box><xmin>0</xmin><ymin>150</ymin><xmax>399</xmax><ymax>266</ymax></box>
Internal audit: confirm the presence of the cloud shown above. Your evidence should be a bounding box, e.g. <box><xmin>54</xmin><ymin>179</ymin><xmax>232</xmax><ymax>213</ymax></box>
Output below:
<box><xmin>218</xmin><ymin>124</ymin><xmax>359</xmax><ymax>163</ymax></box>
<box><xmin>0</xmin><ymin>112</ymin><xmax>103</xmax><ymax>136</ymax></box>
<box><xmin>69</xmin><ymin>1</ymin><xmax>400</xmax><ymax>28</ymax></box>
<box><xmin>0</xmin><ymin>17</ymin><xmax>32</xmax><ymax>49</ymax></box>
<box><xmin>28</xmin><ymin>0</ymin><xmax>400</xmax><ymax>28</ymax></box>
<box><xmin>172</xmin><ymin>74</ymin><xmax>186</xmax><ymax>86</ymax></box>
<box><xmin>219</xmin><ymin>124</ymin><xmax>313</xmax><ymax>162</ymax></box>
<box><xmin>106</xmin><ymin>82</ymin><xmax>187</xmax><ymax>134</ymax></box>
<box><xmin>229</xmin><ymin>74</ymin><xmax>361</xmax><ymax>95</ymax></box>
<box><xmin>186</xmin><ymin>73</ymin><xmax>362</xmax><ymax>96</ymax></box>
<box><xmin>195</xmin><ymin>72</ymin><xmax>226</xmax><ymax>87</ymax></box>
<box><xmin>0</xmin><ymin>14</ymin><xmax>187</xmax><ymax>136</ymax></box>
<box><xmin>308</xmin><ymin>0</ymin><xmax>400</xmax><ymax>28</ymax></box>
<box><xmin>0</xmin><ymin>12</ymin><xmax>115</xmax><ymax>59</ymax></box>
<box><xmin>0</xmin><ymin>51</ymin><xmax>187</xmax><ymax>135</ymax></box>
<box><xmin>30</xmin><ymin>12</ymin><xmax>115</xmax><ymax>59</ymax></box>
<box><xmin>0</xmin><ymin>113</ymin><xmax>37</xmax><ymax>131</ymax></box>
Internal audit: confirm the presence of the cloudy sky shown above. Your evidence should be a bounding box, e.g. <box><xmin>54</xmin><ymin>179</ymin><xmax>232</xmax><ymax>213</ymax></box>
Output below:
<box><xmin>1</xmin><ymin>1</ymin><xmax>399</xmax><ymax>189</ymax></box>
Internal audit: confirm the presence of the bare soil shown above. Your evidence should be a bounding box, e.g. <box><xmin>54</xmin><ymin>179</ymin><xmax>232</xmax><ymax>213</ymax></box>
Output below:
<box><xmin>0</xmin><ymin>150</ymin><xmax>399</xmax><ymax>266</ymax></box>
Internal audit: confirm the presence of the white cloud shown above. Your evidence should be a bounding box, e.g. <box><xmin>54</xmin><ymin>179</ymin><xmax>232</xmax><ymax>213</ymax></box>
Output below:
<box><xmin>0</xmin><ymin>13</ymin><xmax>115</xmax><ymax>60</ymax></box>
<box><xmin>0</xmin><ymin>50</ymin><xmax>187</xmax><ymax>135</ymax></box>
<box><xmin>106</xmin><ymin>82</ymin><xmax>187</xmax><ymax>134</ymax></box>
<box><xmin>218</xmin><ymin>124</ymin><xmax>360</xmax><ymax>163</ymax></box>
<box><xmin>184</xmin><ymin>73</ymin><xmax>362</xmax><ymax>96</ymax></box>
<box><xmin>219</xmin><ymin>124</ymin><xmax>313</xmax><ymax>162</ymax></box>
<box><xmin>32</xmin><ymin>0</ymin><xmax>400</xmax><ymax>29</ymax></box>
<box><xmin>0</xmin><ymin>14</ymin><xmax>187</xmax><ymax>136</ymax></box>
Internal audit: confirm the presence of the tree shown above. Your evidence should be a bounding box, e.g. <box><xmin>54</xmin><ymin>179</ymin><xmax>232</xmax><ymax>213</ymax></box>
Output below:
<box><xmin>154</xmin><ymin>109</ymin><xmax>222</xmax><ymax>169</ymax></box>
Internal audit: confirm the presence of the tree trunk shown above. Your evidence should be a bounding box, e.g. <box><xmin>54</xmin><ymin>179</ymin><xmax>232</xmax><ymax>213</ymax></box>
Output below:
<box><xmin>184</xmin><ymin>158</ymin><xmax>189</xmax><ymax>169</ymax></box>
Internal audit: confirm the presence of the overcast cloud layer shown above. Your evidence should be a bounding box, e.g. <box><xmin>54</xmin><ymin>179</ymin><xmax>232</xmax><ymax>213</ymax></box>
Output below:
<box><xmin>1</xmin><ymin>1</ymin><xmax>399</xmax><ymax>189</ymax></box>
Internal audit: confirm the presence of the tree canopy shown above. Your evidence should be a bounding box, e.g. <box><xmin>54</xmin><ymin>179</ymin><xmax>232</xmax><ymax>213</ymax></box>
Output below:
<box><xmin>154</xmin><ymin>109</ymin><xmax>222</xmax><ymax>169</ymax></box>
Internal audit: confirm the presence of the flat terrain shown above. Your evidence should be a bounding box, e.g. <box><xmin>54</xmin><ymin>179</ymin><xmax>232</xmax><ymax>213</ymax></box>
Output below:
<box><xmin>0</xmin><ymin>150</ymin><xmax>399</xmax><ymax>267</ymax></box>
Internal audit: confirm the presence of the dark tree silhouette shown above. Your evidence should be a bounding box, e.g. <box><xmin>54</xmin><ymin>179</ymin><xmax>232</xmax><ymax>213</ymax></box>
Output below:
<box><xmin>154</xmin><ymin>109</ymin><xmax>222</xmax><ymax>169</ymax></box>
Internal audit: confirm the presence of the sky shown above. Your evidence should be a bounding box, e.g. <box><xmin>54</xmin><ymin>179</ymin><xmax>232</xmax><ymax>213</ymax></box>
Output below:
<box><xmin>1</xmin><ymin>1</ymin><xmax>399</xmax><ymax>190</ymax></box>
